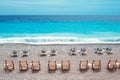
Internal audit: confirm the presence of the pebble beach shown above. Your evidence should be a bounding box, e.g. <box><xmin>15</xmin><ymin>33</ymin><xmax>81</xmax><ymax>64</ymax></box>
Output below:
<box><xmin>0</xmin><ymin>43</ymin><xmax>120</xmax><ymax>80</ymax></box>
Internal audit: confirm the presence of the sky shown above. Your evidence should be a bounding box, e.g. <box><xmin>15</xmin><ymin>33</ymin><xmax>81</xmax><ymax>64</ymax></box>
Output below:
<box><xmin>0</xmin><ymin>0</ymin><xmax>120</xmax><ymax>15</ymax></box>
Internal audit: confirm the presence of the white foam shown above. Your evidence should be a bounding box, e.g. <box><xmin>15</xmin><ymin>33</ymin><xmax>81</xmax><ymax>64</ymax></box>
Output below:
<box><xmin>0</xmin><ymin>33</ymin><xmax>120</xmax><ymax>44</ymax></box>
<box><xmin>0</xmin><ymin>36</ymin><xmax>120</xmax><ymax>44</ymax></box>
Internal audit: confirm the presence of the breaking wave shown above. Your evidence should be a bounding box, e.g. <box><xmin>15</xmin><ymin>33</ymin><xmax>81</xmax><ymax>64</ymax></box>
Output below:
<box><xmin>0</xmin><ymin>35</ymin><xmax>120</xmax><ymax>44</ymax></box>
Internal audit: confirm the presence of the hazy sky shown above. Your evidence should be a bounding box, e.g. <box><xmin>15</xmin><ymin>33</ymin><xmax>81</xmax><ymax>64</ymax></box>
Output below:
<box><xmin>0</xmin><ymin>0</ymin><xmax>120</xmax><ymax>15</ymax></box>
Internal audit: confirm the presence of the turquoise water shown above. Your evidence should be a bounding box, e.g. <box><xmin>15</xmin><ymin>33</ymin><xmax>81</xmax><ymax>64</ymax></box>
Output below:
<box><xmin>0</xmin><ymin>15</ymin><xmax>120</xmax><ymax>43</ymax></box>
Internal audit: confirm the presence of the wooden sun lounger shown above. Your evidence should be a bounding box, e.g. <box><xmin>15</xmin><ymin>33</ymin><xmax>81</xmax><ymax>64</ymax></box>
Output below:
<box><xmin>19</xmin><ymin>60</ymin><xmax>28</xmax><ymax>71</ymax></box>
<box><xmin>79</xmin><ymin>60</ymin><xmax>89</xmax><ymax>71</ymax></box>
<box><xmin>92</xmin><ymin>60</ymin><xmax>101</xmax><ymax>71</ymax></box>
<box><xmin>61</xmin><ymin>60</ymin><xmax>70</xmax><ymax>72</ymax></box>
<box><xmin>48</xmin><ymin>61</ymin><xmax>57</xmax><ymax>73</ymax></box>
<box><xmin>40</xmin><ymin>50</ymin><xmax>47</xmax><ymax>56</ymax></box>
<box><xmin>22</xmin><ymin>50</ymin><xmax>29</xmax><ymax>57</ymax></box>
<box><xmin>22</xmin><ymin>53</ymin><xmax>28</xmax><ymax>57</ymax></box>
<box><xmin>50</xmin><ymin>50</ymin><xmax>57</xmax><ymax>56</ymax></box>
<box><xmin>31</xmin><ymin>61</ymin><xmax>40</xmax><ymax>72</ymax></box>
<box><xmin>12</xmin><ymin>51</ymin><xmax>18</xmax><ymax>57</ymax></box>
<box><xmin>4</xmin><ymin>60</ymin><xmax>14</xmax><ymax>72</ymax></box>
<box><xmin>107</xmin><ymin>59</ymin><xmax>117</xmax><ymax>71</ymax></box>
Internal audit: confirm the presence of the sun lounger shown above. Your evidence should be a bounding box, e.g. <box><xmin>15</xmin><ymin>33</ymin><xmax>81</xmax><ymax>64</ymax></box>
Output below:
<box><xmin>96</xmin><ymin>48</ymin><xmax>104</xmax><ymax>55</ymax></box>
<box><xmin>105</xmin><ymin>48</ymin><xmax>113</xmax><ymax>54</ymax></box>
<box><xmin>4</xmin><ymin>60</ymin><xmax>14</xmax><ymax>72</ymax></box>
<box><xmin>94</xmin><ymin>48</ymin><xmax>99</xmax><ymax>53</ymax></box>
<box><xmin>50</xmin><ymin>49</ymin><xmax>57</xmax><ymax>56</ymax></box>
<box><xmin>11</xmin><ymin>50</ymin><xmax>18</xmax><ymax>57</ymax></box>
<box><xmin>40</xmin><ymin>50</ymin><xmax>47</xmax><ymax>56</ymax></box>
<box><xmin>107</xmin><ymin>59</ymin><xmax>117</xmax><ymax>71</ymax></box>
<box><xmin>92</xmin><ymin>60</ymin><xmax>101</xmax><ymax>71</ymax></box>
<box><xmin>70</xmin><ymin>51</ymin><xmax>78</xmax><ymax>55</ymax></box>
<box><xmin>19</xmin><ymin>60</ymin><xmax>28</xmax><ymax>71</ymax></box>
<box><xmin>48</xmin><ymin>61</ymin><xmax>57</xmax><ymax>73</ymax></box>
<box><xmin>61</xmin><ymin>60</ymin><xmax>70</xmax><ymax>72</ymax></box>
<box><xmin>22</xmin><ymin>50</ymin><xmax>29</xmax><ymax>57</ymax></box>
<box><xmin>80</xmin><ymin>48</ymin><xmax>87</xmax><ymax>55</ymax></box>
<box><xmin>69</xmin><ymin>48</ymin><xmax>78</xmax><ymax>55</ymax></box>
<box><xmin>22</xmin><ymin>53</ymin><xmax>28</xmax><ymax>57</ymax></box>
<box><xmin>79</xmin><ymin>60</ymin><xmax>89</xmax><ymax>71</ymax></box>
<box><xmin>31</xmin><ymin>61</ymin><xmax>40</xmax><ymax>72</ymax></box>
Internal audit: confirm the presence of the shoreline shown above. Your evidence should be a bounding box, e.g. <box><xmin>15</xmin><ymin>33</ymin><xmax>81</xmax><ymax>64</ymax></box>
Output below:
<box><xmin>0</xmin><ymin>42</ymin><xmax>120</xmax><ymax>45</ymax></box>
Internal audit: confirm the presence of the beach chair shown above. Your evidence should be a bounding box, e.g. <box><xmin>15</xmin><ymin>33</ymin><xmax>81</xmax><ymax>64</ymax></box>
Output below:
<box><xmin>31</xmin><ymin>61</ymin><xmax>40</xmax><ymax>72</ymax></box>
<box><xmin>79</xmin><ymin>60</ymin><xmax>89</xmax><ymax>72</ymax></box>
<box><xmin>96</xmin><ymin>48</ymin><xmax>104</xmax><ymax>55</ymax></box>
<box><xmin>40</xmin><ymin>50</ymin><xmax>47</xmax><ymax>56</ymax></box>
<box><xmin>22</xmin><ymin>50</ymin><xmax>29</xmax><ymax>57</ymax></box>
<box><xmin>48</xmin><ymin>61</ymin><xmax>57</xmax><ymax>73</ymax></box>
<box><xmin>61</xmin><ymin>60</ymin><xmax>70</xmax><ymax>72</ymax></box>
<box><xmin>105</xmin><ymin>48</ymin><xmax>113</xmax><ymax>54</ymax></box>
<box><xmin>94</xmin><ymin>48</ymin><xmax>99</xmax><ymax>54</ymax></box>
<box><xmin>69</xmin><ymin>48</ymin><xmax>78</xmax><ymax>55</ymax></box>
<box><xmin>92</xmin><ymin>60</ymin><xmax>101</xmax><ymax>71</ymax></box>
<box><xmin>80</xmin><ymin>48</ymin><xmax>87</xmax><ymax>55</ymax></box>
<box><xmin>4</xmin><ymin>60</ymin><xmax>14</xmax><ymax>72</ymax></box>
<box><xmin>11</xmin><ymin>50</ymin><xmax>18</xmax><ymax>57</ymax></box>
<box><xmin>19</xmin><ymin>60</ymin><xmax>28</xmax><ymax>71</ymax></box>
<box><xmin>107</xmin><ymin>60</ymin><xmax>117</xmax><ymax>71</ymax></box>
<box><xmin>50</xmin><ymin>49</ymin><xmax>57</xmax><ymax>56</ymax></box>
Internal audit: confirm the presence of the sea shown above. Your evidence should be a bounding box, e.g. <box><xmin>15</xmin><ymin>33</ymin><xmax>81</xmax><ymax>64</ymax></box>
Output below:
<box><xmin>0</xmin><ymin>15</ymin><xmax>120</xmax><ymax>44</ymax></box>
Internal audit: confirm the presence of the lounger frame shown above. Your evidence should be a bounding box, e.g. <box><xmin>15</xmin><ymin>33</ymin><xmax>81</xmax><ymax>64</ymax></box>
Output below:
<box><xmin>50</xmin><ymin>50</ymin><xmax>57</xmax><ymax>56</ymax></box>
<box><xmin>31</xmin><ymin>61</ymin><xmax>40</xmax><ymax>72</ymax></box>
<box><xmin>79</xmin><ymin>60</ymin><xmax>89</xmax><ymax>72</ymax></box>
<box><xmin>48</xmin><ymin>61</ymin><xmax>57</xmax><ymax>73</ymax></box>
<box><xmin>107</xmin><ymin>60</ymin><xmax>117</xmax><ymax>71</ymax></box>
<box><xmin>40</xmin><ymin>50</ymin><xmax>47</xmax><ymax>56</ymax></box>
<box><xmin>61</xmin><ymin>60</ymin><xmax>70</xmax><ymax>72</ymax></box>
<box><xmin>19</xmin><ymin>60</ymin><xmax>28</xmax><ymax>72</ymax></box>
<box><xmin>4</xmin><ymin>60</ymin><xmax>14</xmax><ymax>72</ymax></box>
<box><xmin>92</xmin><ymin>60</ymin><xmax>101</xmax><ymax>71</ymax></box>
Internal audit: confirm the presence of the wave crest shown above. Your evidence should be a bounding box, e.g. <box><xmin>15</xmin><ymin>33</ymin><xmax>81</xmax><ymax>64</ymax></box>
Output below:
<box><xmin>0</xmin><ymin>36</ymin><xmax>120</xmax><ymax>44</ymax></box>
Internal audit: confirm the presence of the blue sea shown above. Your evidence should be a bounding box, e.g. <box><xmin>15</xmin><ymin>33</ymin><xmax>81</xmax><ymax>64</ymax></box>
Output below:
<box><xmin>0</xmin><ymin>15</ymin><xmax>120</xmax><ymax>44</ymax></box>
